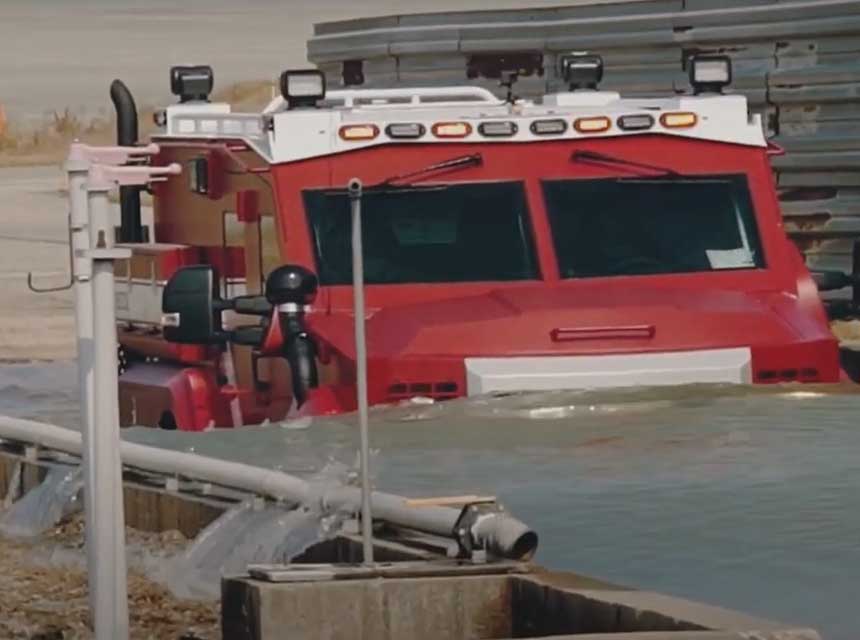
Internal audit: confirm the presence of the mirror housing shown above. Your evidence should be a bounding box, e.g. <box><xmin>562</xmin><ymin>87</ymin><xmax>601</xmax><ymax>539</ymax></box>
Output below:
<box><xmin>161</xmin><ymin>265</ymin><xmax>230</xmax><ymax>344</ymax></box>
<box><xmin>265</xmin><ymin>264</ymin><xmax>319</xmax><ymax>308</ymax></box>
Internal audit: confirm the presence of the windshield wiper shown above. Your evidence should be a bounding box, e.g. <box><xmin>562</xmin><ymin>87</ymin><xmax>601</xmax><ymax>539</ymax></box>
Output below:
<box><xmin>571</xmin><ymin>150</ymin><xmax>680</xmax><ymax>177</ymax></box>
<box><xmin>379</xmin><ymin>153</ymin><xmax>483</xmax><ymax>187</ymax></box>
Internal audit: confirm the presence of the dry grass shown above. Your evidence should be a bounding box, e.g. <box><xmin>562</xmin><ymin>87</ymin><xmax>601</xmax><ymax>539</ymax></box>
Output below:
<box><xmin>211</xmin><ymin>79</ymin><xmax>275</xmax><ymax>112</ymax></box>
<box><xmin>0</xmin><ymin>80</ymin><xmax>274</xmax><ymax>168</ymax></box>
<box><xmin>0</xmin><ymin>515</ymin><xmax>220</xmax><ymax>639</ymax></box>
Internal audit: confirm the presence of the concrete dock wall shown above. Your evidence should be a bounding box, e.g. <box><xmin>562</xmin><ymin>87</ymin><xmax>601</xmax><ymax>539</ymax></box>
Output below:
<box><xmin>222</xmin><ymin>570</ymin><xmax>821</xmax><ymax>640</ymax></box>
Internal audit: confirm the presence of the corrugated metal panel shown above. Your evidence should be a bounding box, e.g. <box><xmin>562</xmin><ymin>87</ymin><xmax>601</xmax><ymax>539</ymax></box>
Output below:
<box><xmin>307</xmin><ymin>0</ymin><xmax>860</xmax><ymax>270</ymax></box>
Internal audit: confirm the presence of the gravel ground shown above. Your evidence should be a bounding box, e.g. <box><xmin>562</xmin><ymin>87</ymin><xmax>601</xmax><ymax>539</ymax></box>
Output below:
<box><xmin>0</xmin><ymin>516</ymin><xmax>220</xmax><ymax>640</ymax></box>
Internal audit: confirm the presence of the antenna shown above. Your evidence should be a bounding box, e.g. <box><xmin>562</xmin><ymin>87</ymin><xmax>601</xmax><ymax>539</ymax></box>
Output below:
<box><xmin>348</xmin><ymin>177</ymin><xmax>375</xmax><ymax>565</ymax></box>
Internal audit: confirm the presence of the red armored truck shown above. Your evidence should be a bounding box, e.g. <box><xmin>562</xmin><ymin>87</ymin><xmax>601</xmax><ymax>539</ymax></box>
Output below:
<box><xmin>109</xmin><ymin>54</ymin><xmax>854</xmax><ymax>430</ymax></box>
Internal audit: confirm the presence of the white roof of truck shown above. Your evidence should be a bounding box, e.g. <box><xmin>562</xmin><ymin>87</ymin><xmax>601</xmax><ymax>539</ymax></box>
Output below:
<box><xmin>159</xmin><ymin>85</ymin><xmax>766</xmax><ymax>165</ymax></box>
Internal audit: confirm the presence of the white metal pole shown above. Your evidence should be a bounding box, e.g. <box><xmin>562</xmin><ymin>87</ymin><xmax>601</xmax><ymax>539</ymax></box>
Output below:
<box><xmin>85</xmin><ymin>182</ymin><xmax>130</xmax><ymax>640</ymax></box>
<box><xmin>348</xmin><ymin>178</ymin><xmax>374</xmax><ymax>565</ymax></box>
<box><xmin>66</xmin><ymin>146</ymin><xmax>98</xmax><ymax>613</ymax></box>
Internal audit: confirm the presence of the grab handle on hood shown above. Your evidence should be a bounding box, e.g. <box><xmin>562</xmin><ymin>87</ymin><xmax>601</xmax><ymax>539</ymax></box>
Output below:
<box><xmin>551</xmin><ymin>325</ymin><xmax>655</xmax><ymax>342</ymax></box>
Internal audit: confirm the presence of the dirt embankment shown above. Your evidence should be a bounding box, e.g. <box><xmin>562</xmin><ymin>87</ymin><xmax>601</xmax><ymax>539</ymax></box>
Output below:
<box><xmin>0</xmin><ymin>81</ymin><xmax>273</xmax><ymax>169</ymax></box>
<box><xmin>0</xmin><ymin>516</ymin><xmax>219</xmax><ymax>640</ymax></box>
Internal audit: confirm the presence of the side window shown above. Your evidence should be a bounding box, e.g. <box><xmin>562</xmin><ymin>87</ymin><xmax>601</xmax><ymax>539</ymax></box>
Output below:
<box><xmin>222</xmin><ymin>211</ymin><xmax>243</xmax><ymax>247</ymax></box>
<box><xmin>221</xmin><ymin>211</ymin><xmax>245</xmax><ymax>297</ymax></box>
<box><xmin>220</xmin><ymin>209</ymin><xmax>281</xmax><ymax>292</ymax></box>
<box><xmin>260</xmin><ymin>216</ymin><xmax>280</xmax><ymax>278</ymax></box>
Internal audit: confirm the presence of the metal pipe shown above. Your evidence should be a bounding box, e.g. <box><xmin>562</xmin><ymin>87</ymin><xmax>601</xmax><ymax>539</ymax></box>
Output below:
<box><xmin>348</xmin><ymin>177</ymin><xmax>374</xmax><ymax>565</ymax></box>
<box><xmin>85</xmin><ymin>185</ymin><xmax>130</xmax><ymax>639</ymax></box>
<box><xmin>0</xmin><ymin>415</ymin><xmax>538</xmax><ymax>560</ymax></box>
<box><xmin>109</xmin><ymin>80</ymin><xmax>143</xmax><ymax>242</ymax></box>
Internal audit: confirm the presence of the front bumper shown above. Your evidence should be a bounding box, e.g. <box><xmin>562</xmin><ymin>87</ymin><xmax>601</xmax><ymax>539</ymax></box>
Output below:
<box><xmin>464</xmin><ymin>347</ymin><xmax>752</xmax><ymax>395</ymax></box>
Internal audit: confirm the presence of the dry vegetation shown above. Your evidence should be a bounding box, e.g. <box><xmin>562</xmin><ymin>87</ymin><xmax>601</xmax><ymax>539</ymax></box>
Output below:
<box><xmin>0</xmin><ymin>516</ymin><xmax>219</xmax><ymax>640</ymax></box>
<box><xmin>0</xmin><ymin>80</ymin><xmax>274</xmax><ymax>168</ymax></box>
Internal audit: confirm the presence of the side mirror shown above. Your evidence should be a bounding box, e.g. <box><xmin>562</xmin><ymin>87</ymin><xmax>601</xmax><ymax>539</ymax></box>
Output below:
<box><xmin>161</xmin><ymin>265</ymin><xmax>230</xmax><ymax>344</ymax></box>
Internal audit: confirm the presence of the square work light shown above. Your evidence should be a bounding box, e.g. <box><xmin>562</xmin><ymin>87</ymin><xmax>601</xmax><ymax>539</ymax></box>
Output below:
<box><xmin>558</xmin><ymin>53</ymin><xmax>604</xmax><ymax>91</ymax></box>
<box><xmin>689</xmin><ymin>55</ymin><xmax>732</xmax><ymax>95</ymax></box>
<box><xmin>170</xmin><ymin>65</ymin><xmax>214</xmax><ymax>103</ymax></box>
<box><xmin>279</xmin><ymin>69</ymin><xmax>326</xmax><ymax>109</ymax></box>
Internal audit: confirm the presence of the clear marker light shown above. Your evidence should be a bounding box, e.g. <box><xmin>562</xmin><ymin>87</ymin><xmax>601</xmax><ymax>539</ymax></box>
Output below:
<box><xmin>478</xmin><ymin>121</ymin><xmax>518</xmax><ymax>137</ymax></box>
<box><xmin>617</xmin><ymin>114</ymin><xmax>655</xmax><ymax>131</ymax></box>
<box><xmin>385</xmin><ymin>123</ymin><xmax>426</xmax><ymax>139</ymax></box>
<box><xmin>530</xmin><ymin>119</ymin><xmax>568</xmax><ymax>135</ymax></box>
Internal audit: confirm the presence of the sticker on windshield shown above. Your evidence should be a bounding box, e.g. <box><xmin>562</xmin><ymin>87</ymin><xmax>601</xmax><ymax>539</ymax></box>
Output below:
<box><xmin>706</xmin><ymin>248</ymin><xmax>755</xmax><ymax>270</ymax></box>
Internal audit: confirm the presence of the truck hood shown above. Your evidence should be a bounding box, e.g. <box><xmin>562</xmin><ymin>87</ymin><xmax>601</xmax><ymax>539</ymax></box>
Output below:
<box><xmin>308</xmin><ymin>285</ymin><xmax>804</xmax><ymax>360</ymax></box>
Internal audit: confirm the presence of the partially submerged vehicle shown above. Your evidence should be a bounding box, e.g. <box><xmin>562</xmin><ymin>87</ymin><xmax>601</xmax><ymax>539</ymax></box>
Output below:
<box><xmin>110</xmin><ymin>53</ymin><xmax>857</xmax><ymax>430</ymax></box>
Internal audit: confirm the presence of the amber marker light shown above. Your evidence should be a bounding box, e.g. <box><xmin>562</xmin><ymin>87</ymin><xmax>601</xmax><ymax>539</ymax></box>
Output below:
<box><xmin>574</xmin><ymin>116</ymin><xmax>611</xmax><ymax>133</ymax></box>
<box><xmin>339</xmin><ymin>124</ymin><xmax>380</xmax><ymax>141</ymax></box>
<box><xmin>431</xmin><ymin>122</ymin><xmax>472</xmax><ymax>138</ymax></box>
<box><xmin>660</xmin><ymin>112</ymin><xmax>698</xmax><ymax>128</ymax></box>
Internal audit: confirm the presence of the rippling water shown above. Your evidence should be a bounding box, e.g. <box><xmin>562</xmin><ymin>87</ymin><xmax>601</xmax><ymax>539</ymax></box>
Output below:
<box><xmin>1</xmin><ymin>361</ymin><xmax>858</xmax><ymax>639</ymax></box>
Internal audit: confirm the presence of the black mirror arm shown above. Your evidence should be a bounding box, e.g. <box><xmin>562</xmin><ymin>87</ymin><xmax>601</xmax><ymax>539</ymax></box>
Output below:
<box><xmin>811</xmin><ymin>270</ymin><xmax>860</xmax><ymax>292</ymax></box>
<box><xmin>230</xmin><ymin>295</ymin><xmax>273</xmax><ymax>316</ymax></box>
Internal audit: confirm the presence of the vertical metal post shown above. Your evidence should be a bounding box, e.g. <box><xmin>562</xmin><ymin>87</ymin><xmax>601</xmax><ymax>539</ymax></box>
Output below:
<box><xmin>66</xmin><ymin>146</ymin><xmax>98</xmax><ymax>613</ymax></box>
<box><xmin>65</xmin><ymin>144</ymin><xmax>172</xmax><ymax>639</ymax></box>
<box><xmin>85</xmin><ymin>179</ymin><xmax>131</xmax><ymax>640</ymax></box>
<box><xmin>348</xmin><ymin>178</ymin><xmax>374</xmax><ymax>565</ymax></box>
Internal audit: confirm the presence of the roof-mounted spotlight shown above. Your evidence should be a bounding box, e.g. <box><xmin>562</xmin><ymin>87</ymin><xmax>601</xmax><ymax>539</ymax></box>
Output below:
<box><xmin>559</xmin><ymin>52</ymin><xmax>603</xmax><ymax>91</ymax></box>
<box><xmin>689</xmin><ymin>54</ymin><xmax>732</xmax><ymax>95</ymax></box>
<box><xmin>279</xmin><ymin>69</ymin><xmax>326</xmax><ymax>109</ymax></box>
<box><xmin>170</xmin><ymin>65</ymin><xmax>214</xmax><ymax>103</ymax></box>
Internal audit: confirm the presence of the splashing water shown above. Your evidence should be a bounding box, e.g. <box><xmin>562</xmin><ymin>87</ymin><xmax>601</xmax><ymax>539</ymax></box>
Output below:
<box><xmin>163</xmin><ymin>461</ymin><xmax>357</xmax><ymax>600</ymax></box>
<box><xmin>164</xmin><ymin>503</ymin><xmax>347</xmax><ymax>600</ymax></box>
<box><xmin>0</xmin><ymin>466</ymin><xmax>82</xmax><ymax>538</ymax></box>
<box><xmin>2</xmin><ymin>462</ymin><xmax>22</xmax><ymax>510</ymax></box>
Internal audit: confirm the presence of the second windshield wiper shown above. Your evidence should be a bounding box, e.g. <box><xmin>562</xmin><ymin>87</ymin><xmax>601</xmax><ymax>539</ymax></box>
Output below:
<box><xmin>379</xmin><ymin>153</ymin><xmax>483</xmax><ymax>187</ymax></box>
<box><xmin>571</xmin><ymin>150</ymin><xmax>680</xmax><ymax>177</ymax></box>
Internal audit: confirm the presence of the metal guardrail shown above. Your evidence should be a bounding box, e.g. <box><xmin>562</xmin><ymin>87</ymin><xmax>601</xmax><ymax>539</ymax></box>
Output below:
<box><xmin>307</xmin><ymin>0</ymin><xmax>860</xmax><ymax>277</ymax></box>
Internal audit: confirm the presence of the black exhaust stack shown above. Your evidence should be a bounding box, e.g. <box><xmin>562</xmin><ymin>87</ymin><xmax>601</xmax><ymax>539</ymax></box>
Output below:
<box><xmin>110</xmin><ymin>79</ymin><xmax>144</xmax><ymax>243</ymax></box>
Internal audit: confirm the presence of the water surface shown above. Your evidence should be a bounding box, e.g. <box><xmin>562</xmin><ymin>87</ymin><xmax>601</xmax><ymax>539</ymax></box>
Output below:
<box><xmin>1</xmin><ymin>361</ymin><xmax>858</xmax><ymax>639</ymax></box>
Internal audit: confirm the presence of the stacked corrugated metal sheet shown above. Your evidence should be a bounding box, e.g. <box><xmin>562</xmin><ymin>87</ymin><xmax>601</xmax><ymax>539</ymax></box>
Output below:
<box><xmin>307</xmin><ymin>0</ymin><xmax>860</xmax><ymax>273</ymax></box>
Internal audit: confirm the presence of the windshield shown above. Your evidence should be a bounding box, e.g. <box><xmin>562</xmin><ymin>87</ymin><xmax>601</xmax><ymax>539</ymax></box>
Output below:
<box><xmin>304</xmin><ymin>181</ymin><xmax>538</xmax><ymax>285</ymax></box>
<box><xmin>543</xmin><ymin>174</ymin><xmax>765</xmax><ymax>278</ymax></box>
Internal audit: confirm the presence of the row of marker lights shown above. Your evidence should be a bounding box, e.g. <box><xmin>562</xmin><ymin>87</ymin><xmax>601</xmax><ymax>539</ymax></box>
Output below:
<box><xmin>338</xmin><ymin>112</ymin><xmax>698</xmax><ymax>141</ymax></box>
